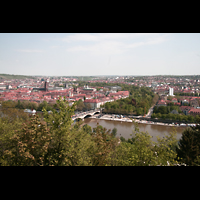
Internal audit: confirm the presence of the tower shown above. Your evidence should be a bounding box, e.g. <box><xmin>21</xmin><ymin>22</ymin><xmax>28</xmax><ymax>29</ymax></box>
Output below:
<box><xmin>169</xmin><ymin>87</ymin><xmax>174</xmax><ymax>96</ymax></box>
<box><xmin>44</xmin><ymin>81</ymin><xmax>48</xmax><ymax>91</ymax></box>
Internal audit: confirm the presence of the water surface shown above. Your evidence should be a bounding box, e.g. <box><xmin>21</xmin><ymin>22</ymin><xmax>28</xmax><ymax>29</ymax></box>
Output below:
<box><xmin>84</xmin><ymin>118</ymin><xmax>187</xmax><ymax>142</ymax></box>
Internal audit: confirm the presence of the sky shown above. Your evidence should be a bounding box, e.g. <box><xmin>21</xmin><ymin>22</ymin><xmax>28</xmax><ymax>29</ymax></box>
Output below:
<box><xmin>0</xmin><ymin>33</ymin><xmax>200</xmax><ymax>76</ymax></box>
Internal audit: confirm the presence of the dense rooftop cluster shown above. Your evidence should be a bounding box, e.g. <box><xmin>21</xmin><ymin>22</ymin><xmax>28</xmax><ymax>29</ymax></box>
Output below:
<box><xmin>0</xmin><ymin>76</ymin><xmax>129</xmax><ymax>109</ymax></box>
<box><xmin>0</xmin><ymin>75</ymin><xmax>200</xmax><ymax>111</ymax></box>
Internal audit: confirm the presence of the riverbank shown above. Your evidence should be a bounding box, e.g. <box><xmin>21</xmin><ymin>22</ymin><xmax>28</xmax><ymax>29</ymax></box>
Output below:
<box><xmin>89</xmin><ymin>114</ymin><xmax>197</xmax><ymax>127</ymax></box>
<box><xmin>90</xmin><ymin>114</ymin><xmax>132</xmax><ymax>122</ymax></box>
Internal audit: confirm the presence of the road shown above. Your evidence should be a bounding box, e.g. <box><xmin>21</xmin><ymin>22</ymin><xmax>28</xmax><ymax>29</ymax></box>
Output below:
<box><xmin>145</xmin><ymin>106</ymin><xmax>154</xmax><ymax>118</ymax></box>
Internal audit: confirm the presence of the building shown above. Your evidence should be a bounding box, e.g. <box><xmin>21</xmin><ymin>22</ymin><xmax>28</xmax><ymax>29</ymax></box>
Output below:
<box><xmin>181</xmin><ymin>99</ymin><xmax>189</xmax><ymax>106</ymax></box>
<box><xmin>156</xmin><ymin>100</ymin><xmax>167</xmax><ymax>107</ymax></box>
<box><xmin>180</xmin><ymin>106</ymin><xmax>192</xmax><ymax>115</ymax></box>
<box><xmin>169</xmin><ymin>87</ymin><xmax>174</xmax><ymax>96</ymax></box>
<box><xmin>84</xmin><ymin>99</ymin><xmax>103</xmax><ymax>109</ymax></box>
<box><xmin>171</xmin><ymin>98</ymin><xmax>178</xmax><ymax>103</ymax></box>
<box><xmin>190</xmin><ymin>98</ymin><xmax>199</xmax><ymax>108</ymax></box>
<box><xmin>32</xmin><ymin>81</ymin><xmax>48</xmax><ymax>92</ymax></box>
<box><xmin>188</xmin><ymin>108</ymin><xmax>200</xmax><ymax>117</ymax></box>
<box><xmin>0</xmin><ymin>85</ymin><xmax>7</xmax><ymax>90</ymax></box>
<box><xmin>82</xmin><ymin>85</ymin><xmax>96</xmax><ymax>92</ymax></box>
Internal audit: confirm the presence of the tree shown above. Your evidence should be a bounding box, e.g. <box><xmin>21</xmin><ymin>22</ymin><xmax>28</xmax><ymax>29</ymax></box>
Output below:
<box><xmin>42</xmin><ymin>97</ymin><xmax>79</xmax><ymax>165</ymax></box>
<box><xmin>136</xmin><ymin>107</ymin><xmax>143</xmax><ymax>115</ymax></box>
<box><xmin>85</xmin><ymin>103</ymin><xmax>91</xmax><ymax>111</ymax></box>
<box><xmin>16</xmin><ymin>100</ymin><xmax>23</xmax><ymax>109</ymax></box>
<box><xmin>157</xmin><ymin>106</ymin><xmax>167</xmax><ymax>114</ymax></box>
<box><xmin>76</xmin><ymin>99</ymin><xmax>85</xmax><ymax>111</ymax></box>
<box><xmin>187</xmin><ymin>115</ymin><xmax>194</xmax><ymax>123</ymax></box>
<box><xmin>112</xmin><ymin>123</ymin><xmax>179</xmax><ymax>166</ymax></box>
<box><xmin>154</xmin><ymin>129</ymin><xmax>179</xmax><ymax>166</ymax></box>
<box><xmin>0</xmin><ymin>115</ymin><xmax>25</xmax><ymax>166</ymax></box>
<box><xmin>3</xmin><ymin>114</ymin><xmax>51</xmax><ymax>166</ymax></box>
<box><xmin>176</xmin><ymin>125</ymin><xmax>200</xmax><ymax>166</ymax></box>
<box><xmin>111</xmin><ymin>127</ymin><xmax>117</xmax><ymax>138</ymax></box>
<box><xmin>37</xmin><ymin>101</ymin><xmax>48</xmax><ymax>111</ymax></box>
<box><xmin>42</xmin><ymin>97</ymin><xmax>116</xmax><ymax>166</ymax></box>
<box><xmin>119</xmin><ymin>136</ymin><xmax>126</xmax><ymax>142</ymax></box>
<box><xmin>90</xmin><ymin>124</ymin><xmax>119</xmax><ymax>166</ymax></box>
<box><xmin>82</xmin><ymin>124</ymin><xmax>92</xmax><ymax>134</ymax></box>
<box><xmin>2</xmin><ymin>97</ymin><xmax>97</xmax><ymax>166</ymax></box>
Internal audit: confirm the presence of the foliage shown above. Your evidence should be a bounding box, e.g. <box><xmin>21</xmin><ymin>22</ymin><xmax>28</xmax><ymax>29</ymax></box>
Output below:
<box><xmin>1</xmin><ymin>97</ymin><xmax>119</xmax><ymax>166</ymax></box>
<box><xmin>3</xmin><ymin>115</ymin><xmax>51</xmax><ymax>166</ymax></box>
<box><xmin>41</xmin><ymin>97</ymin><xmax>94</xmax><ymax>166</ymax></box>
<box><xmin>111</xmin><ymin>128</ymin><xmax>117</xmax><ymax>138</ymax></box>
<box><xmin>2</xmin><ymin>100</ymin><xmax>54</xmax><ymax>112</ymax></box>
<box><xmin>176</xmin><ymin>124</ymin><xmax>200</xmax><ymax>166</ymax></box>
<box><xmin>90</xmin><ymin>124</ymin><xmax>119</xmax><ymax>166</ymax></box>
<box><xmin>75</xmin><ymin>99</ymin><xmax>91</xmax><ymax>111</ymax></box>
<box><xmin>103</xmin><ymin>86</ymin><xmax>155</xmax><ymax>115</ymax></box>
<box><xmin>112</xmin><ymin>123</ymin><xmax>179</xmax><ymax>166</ymax></box>
<box><xmin>151</xmin><ymin>112</ymin><xmax>199</xmax><ymax>123</ymax></box>
<box><xmin>37</xmin><ymin>101</ymin><xmax>53</xmax><ymax>111</ymax></box>
<box><xmin>0</xmin><ymin>96</ymin><xmax>191</xmax><ymax>166</ymax></box>
<box><xmin>0</xmin><ymin>116</ymin><xmax>25</xmax><ymax>165</ymax></box>
<box><xmin>0</xmin><ymin>73</ymin><xmax>35</xmax><ymax>79</ymax></box>
<box><xmin>153</xmin><ymin>105</ymin><xmax>181</xmax><ymax>115</ymax></box>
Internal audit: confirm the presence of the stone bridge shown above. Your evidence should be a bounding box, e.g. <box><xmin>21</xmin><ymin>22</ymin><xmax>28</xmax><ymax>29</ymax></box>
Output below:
<box><xmin>72</xmin><ymin>109</ymin><xmax>100</xmax><ymax>121</ymax></box>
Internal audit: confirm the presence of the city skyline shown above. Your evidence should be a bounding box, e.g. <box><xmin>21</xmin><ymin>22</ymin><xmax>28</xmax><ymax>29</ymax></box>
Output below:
<box><xmin>1</xmin><ymin>33</ymin><xmax>200</xmax><ymax>76</ymax></box>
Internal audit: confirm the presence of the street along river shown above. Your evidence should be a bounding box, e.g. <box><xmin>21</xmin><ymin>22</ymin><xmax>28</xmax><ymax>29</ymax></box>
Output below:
<box><xmin>83</xmin><ymin>118</ymin><xmax>187</xmax><ymax>142</ymax></box>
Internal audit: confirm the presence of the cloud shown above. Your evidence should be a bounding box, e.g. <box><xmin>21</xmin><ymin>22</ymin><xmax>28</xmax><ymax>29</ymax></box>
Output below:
<box><xmin>63</xmin><ymin>33</ymin><xmax>163</xmax><ymax>42</ymax></box>
<box><xmin>50</xmin><ymin>45</ymin><xmax>60</xmax><ymax>49</ymax></box>
<box><xmin>62</xmin><ymin>33</ymin><xmax>99</xmax><ymax>42</ymax></box>
<box><xmin>126</xmin><ymin>34</ymin><xmax>168</xmax><ymax>48</ymax></box>
<box><xmin>66</xmin><ymin>40</ymin><xmax>125</xmax><ymax>55</ymax></box>
<box><xmin>63</xmin><ymin>33</ymin><xmax>169</xmax><ymax>55</ymax></box>
<box><xmin>15</xmin><ymin>49</ymin><xmax>44</xmax><ymax>53</ymax></box>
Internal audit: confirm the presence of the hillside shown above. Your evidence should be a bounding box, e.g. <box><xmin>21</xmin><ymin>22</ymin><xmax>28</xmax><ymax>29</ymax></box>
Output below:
<box><xmin>0</xmin><ymin>74</ymin><xmax>35</xmax><ymax>80</ymax></box>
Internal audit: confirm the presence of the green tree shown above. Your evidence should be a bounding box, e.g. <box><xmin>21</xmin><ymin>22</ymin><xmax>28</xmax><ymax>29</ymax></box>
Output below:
<box><xmin>90</xmin><ymin>124</ymin><xmax>119</xmax><ymax>166</ymax></box>
<box><xmin>176</xmin><ymin>125</ymin><xmax>200</xmax><ymax>166</ymax></box>
<box><xmin>111</xmin><ymin>127</ymin><xmax>117</xmax><ymax>138</ymax></box>
<box><xmin>3</xmin><ymin>97</ymin><xmax>96</xmax><ymax>166</ymax></box>
<box><xmin>37</xmin><ymin>101</ymin><xmax>48</xmax><ymax>111</ymax></box>
<box><xmin>112</xmin><ymin>123</ymin><xmax>179</xmax><ymax>166</ymax></box>
<box><xmin>0</xmin><ymin>116</ymin><xmax>25</xmax><ymax>165</ymax></box>
<box><xmin>76</xmin><ymin>99</ymin><xmax>85</xmax><ymax>111</ymax></box>
<box><xmin>82</xmin><ymin>124</ymin><xmax>92</xmax><ymax>134</ymax></box>
<box><xmin>187</xmin><ymin>115</ymin><xmax>194</xmax><ymax>123</ymax></box>
<box><xmin>16</xmin><ymin>100</ymin><xmax>23</xmax><ymax>109</ymax></box>
<box><xmin>154</xmin><ymin>129</ymin><xmax>179</xmax><ymax>166</ymax></box>
<box><xmin>3</xmin><ymin>114</ymin><xmax>51</xmax><ymax>166</ymax></box>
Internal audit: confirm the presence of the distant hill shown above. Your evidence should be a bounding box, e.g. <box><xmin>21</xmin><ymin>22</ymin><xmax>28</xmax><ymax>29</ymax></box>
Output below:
<box><xmin>0</xmin><ymin>74</ymin><xmax>35</xmax><ymax>80</ymax></box>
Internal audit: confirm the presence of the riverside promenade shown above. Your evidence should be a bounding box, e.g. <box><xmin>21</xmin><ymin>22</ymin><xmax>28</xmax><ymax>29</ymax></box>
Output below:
<box><xmin>89</xmin><ymin>113</ymin><xmax>197</xmax><ymax>127</ymax></box>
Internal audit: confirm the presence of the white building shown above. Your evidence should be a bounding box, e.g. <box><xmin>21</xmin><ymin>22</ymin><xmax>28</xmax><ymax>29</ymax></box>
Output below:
<box><xmin>169</xmin><ymin>87</ymin><xmax>174</xmax><ymax>96</ymax></box>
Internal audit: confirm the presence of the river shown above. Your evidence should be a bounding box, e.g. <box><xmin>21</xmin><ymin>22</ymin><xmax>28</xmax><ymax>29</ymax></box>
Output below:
<box><xmin>83</xmin><ymin>118</ymin><xmax>187</xmax><ymax>142</ymax></box>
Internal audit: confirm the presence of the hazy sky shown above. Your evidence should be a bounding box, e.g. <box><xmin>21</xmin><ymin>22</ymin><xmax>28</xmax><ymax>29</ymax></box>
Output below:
<box><xmin>0</xmin><ymin>33</ymin><xmax>200</xmax><ymax>76</ymax></box>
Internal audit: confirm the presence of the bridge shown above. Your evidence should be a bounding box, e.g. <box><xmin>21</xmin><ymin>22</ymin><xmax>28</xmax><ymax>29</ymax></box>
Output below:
<box><xmin>72</xmin><ymin>109</ymin><xmax>101</xmax><ymax>121</ymax></box>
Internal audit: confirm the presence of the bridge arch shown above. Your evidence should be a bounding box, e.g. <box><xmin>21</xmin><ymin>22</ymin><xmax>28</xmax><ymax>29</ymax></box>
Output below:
<box><xmin>84</xmin><ymin>114</ymin><xmax>92</xmax><ymax>119</ymax></box>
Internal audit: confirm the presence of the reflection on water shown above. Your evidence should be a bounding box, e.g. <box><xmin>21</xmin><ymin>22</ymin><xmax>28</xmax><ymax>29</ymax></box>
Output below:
<box><xmin>84</xmin><ymin>118</ymin><xmax>187</xmax><ymax>142</ymax></box>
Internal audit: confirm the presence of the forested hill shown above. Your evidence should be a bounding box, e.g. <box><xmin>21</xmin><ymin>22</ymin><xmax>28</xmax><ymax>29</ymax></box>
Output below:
<box><xmin>0</xmin><ymin>74</ymin><xmax>35</xmax><ymax>79</ymax></box>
